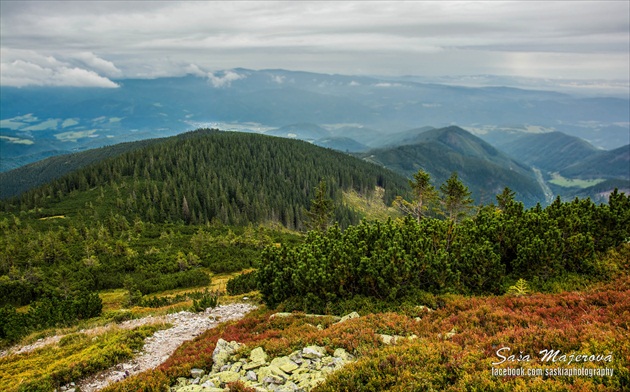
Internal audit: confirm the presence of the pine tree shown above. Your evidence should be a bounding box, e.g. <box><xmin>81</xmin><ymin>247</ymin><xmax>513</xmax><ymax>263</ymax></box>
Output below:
<box><xmin>304</xmin><ymin>180</ymin><xmax>335</xmax><ymax>232</ymax></box>
<box><xmin>392</xmin><ymin>169</ymin><xmax>438</xmax><ymax>222</ymax></box>
<box><xmin>440</xmin><ymin>172</ymin><xmax>474</xmax><ymax>223</ymax></box>
<box><xmin>182</xmin><ymin>196</ymin><xmax>191</xmax><ymax>223</ymax></box>
<box><xmin>496</xmin><ymin>187</ymin><xmax>516</xmax><ymax>212</ymax></box>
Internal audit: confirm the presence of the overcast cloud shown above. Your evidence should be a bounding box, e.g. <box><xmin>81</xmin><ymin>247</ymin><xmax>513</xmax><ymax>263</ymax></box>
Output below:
<box><xmin>1</xmin><ymin>1</ymin><xmax>628</xmax><ymax>87</ymax></box>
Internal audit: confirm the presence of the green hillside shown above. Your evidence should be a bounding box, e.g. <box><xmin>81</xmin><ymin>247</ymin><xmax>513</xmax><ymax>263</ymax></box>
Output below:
<box><xmin>497</xmin><ymin>131</ymin><xmax>600</xmax><ymax>172</ymax></box>
<box><xmin>0</xmin><ymin>139</ymin><xmax>163</xmax><ymax>199</ymax></box>
<box><xmin>561</xmin><ymin>144</ymin><xmax>630</xmax><ymax>179</ymax></box>
<box><xmin>361</xmin><ymin>126</ymin><xmax>545</xmax><ymax>206</ymax></box>
<box><xmin>1</xmin><ymin>129</ymin><xmax>410</xmax><ymax>229</ymax></box>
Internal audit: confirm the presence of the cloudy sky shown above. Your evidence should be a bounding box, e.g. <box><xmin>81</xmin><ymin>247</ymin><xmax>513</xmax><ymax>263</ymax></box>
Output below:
<box><xmin>1</xmin><ymin>1</ymin><xmax>628</xmax><ymax>87</ymax></box>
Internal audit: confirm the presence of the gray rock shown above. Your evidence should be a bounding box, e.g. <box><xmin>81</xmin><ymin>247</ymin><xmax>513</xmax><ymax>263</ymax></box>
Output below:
<box><xmin>175</xmin><ymin>386</ymin><xmax>204</xmax><ymax>392</ymax></box>
<box><xmin>250</xmin><ymin>346</ymin><xmax>268</xmax><ymax>363</ymax></box>
<box><xmin>214</xmin><ymin>370</ymin><xmax>240</xmax><ymax>384</ymax></box>
<box><xmin>301</xmin><ymin>345</ymin><xmax>325</xmax><ymax>359</ymax></box>
<box><xmin>338</xmin><ymin>312</ymin><xmax>360</xmax><ymax>323</ymax></box>
<box><xmin>270</xmin><ymin>356</ymin><xmax>299</xmax><ymax>373</ymax></box>
<box><xmin>212</xmin><ymin>338</ymin><xmax>242</xmax><ymax>372</ymax></box>
<box><xmin>333</xmin><ymin>348</ymin><xmax>353</xmax><ymax>362</ymax></box>
<box><xmin>190</xmin><ymin>368</ymin><xmax>205</xmax><ymax>378</ymax></box>
<box><xmin>263</xmin><ymin>374</ymin><xmax>285</xmax><ymax>385</ymax></box>
<box><xmin>243</xmin><ymin>360</ymin><xmax>266</xmax><ymax>370</ymax></box>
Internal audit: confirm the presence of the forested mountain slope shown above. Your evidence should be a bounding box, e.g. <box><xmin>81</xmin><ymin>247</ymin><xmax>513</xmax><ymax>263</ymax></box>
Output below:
<box><xmin>361</xmin><ymin>126</ymin><xmax>544</xmax><ymax>206</ymax></box>
<box><xmin>561</xmin><ymin>144</ymin><xmax>630</xmax><ymax>179</ymax></box>
<box><xmin>0</xmin><ymin>139</ymin><xmax>162</xmax><ymax>199</ymax></box>
<box><xmin>497</xmin><ymin>131</ymin><xmax>601</xmax><ymax>172</ymax></box>
<box><xmin>1</xmin><ymin>129</ymin><xmax>410</xmax><ymax>229</ymax></box>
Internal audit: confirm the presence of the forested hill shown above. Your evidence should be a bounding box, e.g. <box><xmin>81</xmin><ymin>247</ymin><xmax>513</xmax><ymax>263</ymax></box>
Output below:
<box><xmin>360</xmin><ymin>126</ymin><xmax>545</xmax><ymax>206</ymax></box>
<box><xmin>0</xmin><ymin>138</ymin><xmax>164</xmax><ymax>199</ymax></box>
<box><xmin>1</xmin><ymin>129</ymin><xmax>410</xmax><ymax>229</ymax></box>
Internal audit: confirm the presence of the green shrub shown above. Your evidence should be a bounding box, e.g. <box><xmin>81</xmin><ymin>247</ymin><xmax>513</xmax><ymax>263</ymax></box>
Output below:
<box><xmin>227</xmin><ymin>271</ymin><xmax>258</xmax><ymax>295</ymax></box>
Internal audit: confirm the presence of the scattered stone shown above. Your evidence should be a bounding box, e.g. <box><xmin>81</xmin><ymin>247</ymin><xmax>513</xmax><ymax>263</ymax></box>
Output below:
<box><xmin>271</xmin><ymin>356</ymin><xmax>299</xmax><ymax>373</ymax></box>
<box><xmin>380</xmin><ymin>334</ymin><xmax>416</xmax><ymax>345</ymax></box>
<box><xmin>170</xmin><ymin>341</ymin><xmax>356</xmax><ymax>392</ymax></box>
<box><xmin>214</xmin><ymin>370</ymin><xmax>240</xmax><ymax>384</ymax></box>
<box><xmin>444</xmin><ymin>327</ymin><xmax>457</xmax><ymax>340</ymax></box>
<box><xmin>333</xmin><ymin>348</ymin><xmax>353</xmax><ymax>362</ymax></box>
<box><xmin>212</xmin><ymin>338</ymin><xmax>243</xmax><ymax>372</ymax></box>
<box><xmin>190</xmin><ymin>368</ymin><xmax>205</xmax><ymax>378</ymax></box>
<box><xmin>338</xmin><ymin>311</ymin><xmax>360</xmax><ymax>323</ymax></box>
<box><xmin>269</xmin><ymin>312</ymin><xmax>341</xmax><ymax>322</ymax></box>
<box><xmin>302</xmin><ymin>345</ymin><xmax>326</xmax><ymax>359</ymax></box>
<box><xmin>250</xmin><ymin>346</ymin><xmax>268</xmax><ymax>363</ymax></box>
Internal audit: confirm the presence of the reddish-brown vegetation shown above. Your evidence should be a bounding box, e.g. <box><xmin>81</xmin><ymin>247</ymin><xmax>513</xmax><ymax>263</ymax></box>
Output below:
<box><xmin>103</xmin><ymin>270</ymin><xmax>629</xmax><ymax>392</ymax></box>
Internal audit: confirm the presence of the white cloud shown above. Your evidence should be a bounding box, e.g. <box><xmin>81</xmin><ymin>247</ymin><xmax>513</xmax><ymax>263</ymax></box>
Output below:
<box><xmin>0</xmin><ymin>1</ymin><xmax>628</xmax><ymax>81</ymax></box>
<box><xmin>206</xmin><ymin>70</ymin><xmax>245</xmax><ymax>88</ymax></box>
<box><xmin>374</xmin><ymin>82</ymin><xmax>402</xmax><ymax>88</ymax></box>
<box><xmin>73</xmin><ymin>52</ymin><xmax>122</xmax><ymax>78</ymax></box>
<box><xmin>0</xmin><ymin>49</ymin><xmax>119</xmax><ymax>87</ymax></box>
<box><xmin>271</xmin><ymin>75</ymin><xmax>285</xmax><ymax>84</ymax></box>
<box><xmin>184</xmin><ymin>64</ymin><xmax>207</xmax><ymax>77</ymax></box>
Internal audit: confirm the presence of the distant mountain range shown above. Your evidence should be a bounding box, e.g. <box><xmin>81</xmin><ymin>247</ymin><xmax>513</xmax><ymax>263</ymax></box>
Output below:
<box><xmin>2</xmin><ymin>68</ymin><xmax>628</xmax><ymax>172</ymax></box>
<box><xmin>1</xmin><ymin>69</ymin><xmax>628</xmax><ymax>206</ymax></box>
<box><xmin>4</xmin><ymin>124</ymin><xmax>626</xmax><ymax>208</ymax></box>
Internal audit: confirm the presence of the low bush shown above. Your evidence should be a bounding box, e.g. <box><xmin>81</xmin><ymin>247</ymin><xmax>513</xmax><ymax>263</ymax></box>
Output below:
<box><xmin>226</xmin><ymin>271</ymin><xmax>258</xmax><ymax>295</ymax></box>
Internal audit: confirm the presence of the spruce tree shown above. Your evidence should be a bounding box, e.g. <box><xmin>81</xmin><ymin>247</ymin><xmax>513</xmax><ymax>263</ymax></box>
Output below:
<box><xmin>440</xmin><ymin>172</ymin><xmax>474</xmax><ymax>223</ymax></box>
<box><xmin>304</xmin><ymin>180</ymin><xmax>335</xmax><ymax>232</ymax></box>
<box><xmin>392</xmin><ymin>169</ymin><xmax>438</xmax><ymax>222</ymax></box>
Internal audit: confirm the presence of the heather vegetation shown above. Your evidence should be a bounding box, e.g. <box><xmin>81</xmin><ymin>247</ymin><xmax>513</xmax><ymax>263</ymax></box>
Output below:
<box><xmin>102</xmin><ymin>264</ymin><xmax>630</xmax><ymax>392</ymax></box>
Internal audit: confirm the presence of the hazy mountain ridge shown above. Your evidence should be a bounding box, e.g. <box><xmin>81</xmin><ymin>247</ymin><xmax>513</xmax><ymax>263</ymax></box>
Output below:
<box><xmin>497</xmin><ymin>132</ymin><xmax>602</xmax><ymax>172</ymax></box>
<box><xmin>2</xmin><ymin>69</ymin><xmax>629</xmax><ymax>172</ymax></box>
<box><xmin>561</xmin><ymin>145</ymin><xmax>630</xmax><ymax>179</ymax></box>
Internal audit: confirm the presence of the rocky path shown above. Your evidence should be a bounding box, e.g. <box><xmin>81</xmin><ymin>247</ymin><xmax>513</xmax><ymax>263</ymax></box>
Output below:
<box><xmin>75</xmin><ymin>303</ymin><xmax>256</xmax><ymax>392</ymax></box>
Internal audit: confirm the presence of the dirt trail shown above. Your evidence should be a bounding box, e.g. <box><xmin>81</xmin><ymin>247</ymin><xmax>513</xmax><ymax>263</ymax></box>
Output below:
<box><xmin>77</xmin><ymin>303</ymin><xmax>256</xmax><ymax>391</ymax></box>
<box><xmin>1</xmin><ymin>303</ymin><xmax>256</xmax><ymax>392</ymax></box>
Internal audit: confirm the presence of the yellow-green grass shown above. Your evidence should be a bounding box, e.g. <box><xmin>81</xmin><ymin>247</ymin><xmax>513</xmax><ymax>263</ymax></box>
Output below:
<box><xmin>99</xmin><ymin>269</ymin><xmax>254</xmax><ymax>318</ymax></box>
<box><xmin>0</xmin><ymin>324</ymin><xmax>168</xmax><ymax>392</ymax></box>
<box><xmin>549</xmin><ymin>172</ymin><xmax>606</xmax><ymax>188</ymax></box>
<box><xmin>342</xmin><ymin>187</ymin><xmax>401</xmax><ymax>221</ymax></box>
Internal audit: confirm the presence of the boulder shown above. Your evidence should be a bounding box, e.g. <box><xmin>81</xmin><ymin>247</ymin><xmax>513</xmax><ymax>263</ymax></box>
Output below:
<box><xmin>301</xmin><ymin>345</ymin><xmax>325</xmax><ymax>359</ymax></box>
<box><xmin>338</xmin><ymin>312</ymin><xmax>360</xmax><ymax>323</ymax></box>
<box><xmin>211</xmin><ymin>339</ymin><xmax>242</xmax><ymax>372</ymax></box>
<box><xmin>250</xmin><ymin>346</ymin><xmax>268</xmax><ymax>363</ymax></box>
<box><xmin>270</xmin><ymin>356</ymin><xmax>299</xmax><ymax>373</ymax></box>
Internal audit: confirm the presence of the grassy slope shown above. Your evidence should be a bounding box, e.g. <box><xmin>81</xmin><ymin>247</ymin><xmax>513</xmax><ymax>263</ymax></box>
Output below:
<box><xmin>0</xmin><ymin>324</ymin><xmax>168</xmax><ymax>392</ymax></box>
